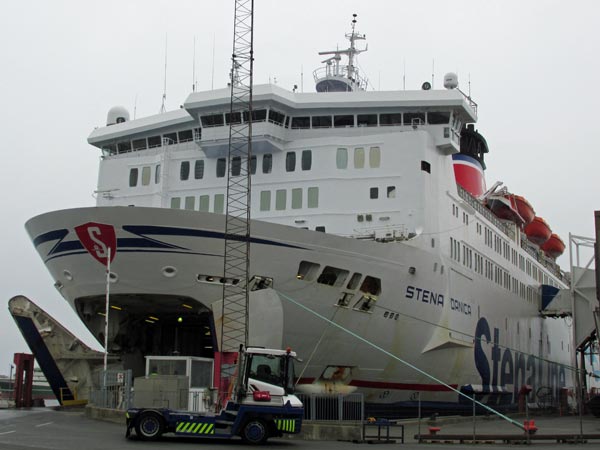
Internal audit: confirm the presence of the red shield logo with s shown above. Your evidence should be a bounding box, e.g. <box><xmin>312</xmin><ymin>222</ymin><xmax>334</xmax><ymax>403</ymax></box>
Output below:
<box><xmin>74</xmin><ymin>222</ymin><xmax>117</xmax><ymax>267</ymax></box>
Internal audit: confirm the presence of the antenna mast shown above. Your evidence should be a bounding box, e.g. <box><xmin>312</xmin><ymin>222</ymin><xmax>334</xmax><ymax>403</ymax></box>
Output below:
<box><xmin>160</xmin><ymin>34</ymin><xmax>168</xmax><ymax>113</ymax></box>
<box><xmin>219</xmin><ymin>0</ymin><xmax>254</xmax><ymax>406</ymax></box>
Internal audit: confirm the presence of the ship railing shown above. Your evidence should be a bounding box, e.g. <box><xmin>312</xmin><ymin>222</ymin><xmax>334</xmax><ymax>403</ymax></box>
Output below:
<box><xmin>313</xmin><ymin>65</ymin><xmax>369</xmax><ymax>91</ymax></box>
<box><xmin>457</xmin><ymin>88</ymin><xmax>478</xmax><ymax>115</ymax></box>
<box><xmin>457</xmin><ymin>185</ymin><xmax>512</xmax><ymax>238</ymax></box>
<box><xmin>104</xmin><ymin>139</ymin><xmax>203</xmax><ymax>160</ymax></box>
<box><xmin>457</xmin><ymin>186</ymin><xmax>567</xmax><ymax>284</ymax></box>
<box><xmin>297</xmin><ymin>393</ymin><xmax>364</xmax><ymax>423</ymax></box>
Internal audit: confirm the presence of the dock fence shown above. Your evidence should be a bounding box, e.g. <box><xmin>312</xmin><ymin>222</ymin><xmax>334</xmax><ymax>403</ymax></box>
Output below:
<box><xmin>298</xmin><ymin>393</ymin><xmax>364</xmax><ymax>422</ymax></box>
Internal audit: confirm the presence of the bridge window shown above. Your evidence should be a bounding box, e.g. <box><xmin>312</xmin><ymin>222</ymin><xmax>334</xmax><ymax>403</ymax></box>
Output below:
<box><xmin>163</xmin><ymin>132</ymin><xmax>178</xmax><ymax>144</ymax></box>
<box><xmin>334</xmin><ymin>115</ymin><xmax>354</xmax><ymax>128</ymax></box>
<box><xmin>194</xmin><ymin>160</ymin><xmax>204</xmax><ymax>179</ymax></box>
<box><xmin>141</xmin><ymin>166</ymin><xmax>151</xmax><ymax>186</ymax></box>
<box><xmin>268</xmin><ymin>109</ymin><xmax>285</xmax><ymax>125</ymax></box>
<box><xmin>118</xmin><ymin>141</ymin><xmax>132</xmax><ymax>153</ymax></box>
<box><xmin>216</xmin><ymin>158</ymin><xmax>226</xmax><ymax>177</ymax></box>
<box><xmin>178</xmin><ymin>129</ymin><xmax>193</xmax><ymax>142</ymax></box>
<box><xmin>201</xmin><ymin>113</ymin><xmax>224</xmax><ymax>127</ymax></box>
<box><xmin>404</xmin><ymin>112</ymin><xmax>425</xmax><ymax>126</ymax></box>
<box><xmin>275</xmin><ymin>189</ymin><xmax>286</xmax><ymax>210</ymax></box>
<box><xmin>291</xmin><ymin>116</ymin><xmax>310</xmax><ymax>129</ymax></box>
<box><xmin>421</xmin><ymin>160</ymin><xmax>431</xmax><ymax>173</ymax></box>
<box><xmin>427</xmin><ymin>111</ymin><xmax>451</xmax><ymax>124</ymax></box>
<box><xmin>129</xmin><ymin>168</ymin><xmax>138</xmax><ymax>187</ymax></box>
<box><xmin>262</xmin><ymin>153</ymin><xmax>272</xmax><ymax>173</ymax></box>
<box><xmin>317</xmin><ymin>266</ymin><xmax>349</xmax><ymax>287</ymax></box>
<box><xmin>286</xmin><ymin>152</ymin><xmax>296</xmax><ymax>172</ymax></box>
<box><xmin>380</xmin><ymin>113</ymin><xmax>402</xmax><ymax>126</ymax></box>
<box><xmin>369</xmin><ymin>146</ymin><xmax>381</xmax><ymax>168</ymax></box>
<box><xmin>291</xmin><ymin>188</ymin><xmax>302</xmax><ymax>209</ymax></box>
<box><xmin>312</xmin><ymin>115</ymin><xmax>332</xmax><ymax>128</ymax></box>
<box><xmin>336</xmin><ymin>148</ymin><xmax>348</xmax><ymax>169</ymax></box>
<box><xmin>250</xmin><ymin>155</ymin><xmax>257</xmax><ymax>175</ymax></box>
<box><xmin>316</xmin><ymin>226</ymin><xmax>326</xmax><ymax>232</ymax></box>
<box><xmin>260</xmin><ymin>191</ymin><xmax>271</xmax><ymax>211</ymax></box>
<box><xmin>354</xmin><ymin>147</ymin><xmax>365</xmax><ymax>168</ymax></box>
<box><xmin>387</xmin><ymin>186</ymin><xmax>396</xmax><ymax>198</ymax></box>
<box><xmin>148</xmin><ymin>135</ymin><xmax>161</xmax><ymax>148</ymax></box>
<box><xmin>243</xmin><ymin>109</ymin><xmax>267</xmax><ymax>122</ymax></box>
<box><xmin>180</xmin><ymin>161</ymin><xmax>190</xmax><ymax>180</ymax></box>
<box><xmin>357</xmin><ymin>114</ymin><xmax>377</xmax><ymax>127</ymax></box>
<box><xmin>307</xmin><ymin>187</ymin><xmax>319</xmax><ymax>208</ymax></box>
<box><xmin>370</xmin><ymin>187</ymin><xmax>379</xmax><ymax>199</ymax></box>
<box><xmin>132</xmin><ymin>138</ymin><xmax>147</xmax><ymax>151</ymax></box>
<box><xmin>199</xmin><ymin>195</ymin><xmax>210</xmax><ymax>212</ymax></box>
<box><xmin>302</xmin><ymin>150</ymin><xmax>312</xmax><ymax>170</ymax></box>
<box><xmin>225</xmin><ymin>112</ymin><xmax>242</xmax><ymax>125</ymax></box>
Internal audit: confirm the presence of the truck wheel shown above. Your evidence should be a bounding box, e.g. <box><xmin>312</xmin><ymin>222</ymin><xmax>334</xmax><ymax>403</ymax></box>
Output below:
<box><xmin>242</xmin><ymin>419</ymin><xmax>268</xmax><ymax>444</ymax></box>
<box><xmin>135</xmin><ymin>412</ymin><xmax>164</xmax><ymax>441</ymax></box>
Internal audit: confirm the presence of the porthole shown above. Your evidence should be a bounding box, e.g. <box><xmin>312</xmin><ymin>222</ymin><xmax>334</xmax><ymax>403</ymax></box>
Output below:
<box><xmin>63</xmin><ymin>270</ymin><xmax>73</xmax><ymax>281</ymax></box>
<box><xmin>162</xmin><ymin>266</ymin><xmax>177</xmax><ymax>278</ymax></box>
<box><xmin>109</xmin><ymin>272</ymin><xmax>119</xmax><ymax>283</ymax></box>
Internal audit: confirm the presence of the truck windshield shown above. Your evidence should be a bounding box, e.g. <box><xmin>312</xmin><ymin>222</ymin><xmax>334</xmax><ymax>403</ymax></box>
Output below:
<box><xmin>248</xmin><ymin>354</ymin><xmax>295</xmax><ymax>393</ymax></box>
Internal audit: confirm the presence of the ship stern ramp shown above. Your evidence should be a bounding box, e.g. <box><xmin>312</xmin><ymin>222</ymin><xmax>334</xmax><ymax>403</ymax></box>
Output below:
<box><xmin>8</xmin><ymin>295</ymin><xmax>111</xmax><ymax>406</ymax></box>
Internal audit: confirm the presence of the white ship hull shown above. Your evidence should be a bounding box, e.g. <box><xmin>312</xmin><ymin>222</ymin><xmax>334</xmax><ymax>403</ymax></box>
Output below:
<box><xmin>26</xmin><ymin>206</ymin><xmax>573</xmax><ymax>413</ymax></box>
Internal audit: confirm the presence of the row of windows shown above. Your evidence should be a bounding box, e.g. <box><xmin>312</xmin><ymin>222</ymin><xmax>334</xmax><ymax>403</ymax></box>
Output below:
<box><xmin>452</xmin><ymin>202</ymin><xmax>558</xmax><ymax>288</ymax></box>
<box><xmin>171</xmin><ymin>194</ymin><xmax>225</xmax><ymax>213</ymax></box>
<box><xmin>296</xmin><ymin>261</ymin><xmax>382</xmax><ymax>312</ymax></box>
<box><xmin>130</xmin><ymin>165</ymin><xmax>161</xmax><ymax>187</ymax></box>
<box><xmin>370</xmin><ymin>186</ymin><xmax>396</xmax><ymax>199</ymax></box>
<box><xmin>335</xmin><ymin>147</ymin><xmax>380</xmax><ymax>169</ymax></box>
<box><xmin>200</xmin><ymin>108</ymin><xmax>451</xmax><ymax>130</ymax></box>
<box><xmin>103</xmin><ymin>128</ymin><xmax>200</xmax><ymax>156</ymax></box>
<box><xmin>259</xmin><ymin>187</ymin><xmax>319</xmax><ymax>211</ymax></box>
<box><xmin>451</xmin><ymin>237</ymin><xmax>540</xmax><ymax>303</ymax></box>
<box><xmin>178</xmin><ymin>150</ymin><xmax>313</xmax><ymax>181</ymax></box>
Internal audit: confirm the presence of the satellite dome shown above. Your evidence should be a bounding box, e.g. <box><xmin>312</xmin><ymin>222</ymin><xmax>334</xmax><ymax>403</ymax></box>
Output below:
<box><xmin>106</xmin><ymin>106</ymin><xmax>130</xmax><ymax>126</ymax></box>
<box><xmin>443</xmin><ymin>72</ymin><xmax>458</xmax><ymax>89</ymax></box>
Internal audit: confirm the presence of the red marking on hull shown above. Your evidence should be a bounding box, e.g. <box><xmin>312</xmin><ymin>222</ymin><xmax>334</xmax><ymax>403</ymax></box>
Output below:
<box><xmin>453</xmin><ymin>163</ymin><xmax>486</xmax><ymax>197</ymax></box>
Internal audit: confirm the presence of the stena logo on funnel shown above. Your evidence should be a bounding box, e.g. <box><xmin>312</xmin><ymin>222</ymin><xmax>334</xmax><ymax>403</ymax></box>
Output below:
<box><xmin>75</xmin><ymin>222</ymin><xmax>117</xmax><ymax>267</ymax></box>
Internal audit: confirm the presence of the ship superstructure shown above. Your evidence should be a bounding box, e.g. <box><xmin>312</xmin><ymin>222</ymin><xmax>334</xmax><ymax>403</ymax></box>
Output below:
<box><xmin>25</xmin><ymin>20</ymin><xmax>574</xmax><ymax>414</ymax></box>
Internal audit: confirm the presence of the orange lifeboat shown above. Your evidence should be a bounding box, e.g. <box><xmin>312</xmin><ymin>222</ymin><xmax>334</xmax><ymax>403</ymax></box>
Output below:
<box><xmin>513</xmin><ymin>195</ymin><xmax>535</xmax><ymax>226</ymax></box>
<box><xmin>524</xmin><ymin>216</ymin><xmax>552</xmax><ymax>246</ymax></box>
<box><xmin>541</xmin><ymin>233</ymin><xmax>565</xmax><ymax>258</ymax></box>
<box><xmin>487</xmin><ymin>194</ymin><xmax>524</xmax><ymax>225</ymax></box>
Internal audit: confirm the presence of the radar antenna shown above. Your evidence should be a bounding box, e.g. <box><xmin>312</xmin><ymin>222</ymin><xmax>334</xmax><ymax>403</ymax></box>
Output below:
<box><xmin>218</xmin><ymin>0</ymin><xmax>254</xmax><ymax>407</ymax></box>
<box><xmin>314</xmin><ymin>14</ymin><xmax>369</xmax><ymax>92</ymax></box>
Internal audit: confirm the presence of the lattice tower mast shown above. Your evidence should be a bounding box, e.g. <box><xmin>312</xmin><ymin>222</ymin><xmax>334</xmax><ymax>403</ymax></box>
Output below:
<box><xmin>219</xmin><ymin>0</ymin><xmax>254</xmax><ymax>402</ymax></box>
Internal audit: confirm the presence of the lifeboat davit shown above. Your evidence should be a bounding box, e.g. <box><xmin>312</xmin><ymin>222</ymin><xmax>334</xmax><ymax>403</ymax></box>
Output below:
<box><xmin>524</xmin><ymin>216</ymin><xmax>552</xmax><ymax>246</ymax></box>
<box><xmin>513</xmin><ymin>195</ymin><xmax>535</xmax><ymax>226</ymax></box>
<box><xmin>541</xmin><ymin>233</ymin><xmax>565</xmax><ymax>259</ymax></box>
<box><xmin>487</xmin><ymin>194</ymin><xmax>524</xmax><ymax>225</ymax></box>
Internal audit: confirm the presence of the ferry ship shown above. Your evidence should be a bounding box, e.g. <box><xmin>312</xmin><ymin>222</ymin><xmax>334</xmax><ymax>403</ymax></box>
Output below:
<box><xmin>25</xmin><ymin>20</ymin><xmax>575</xmax><ymax>414</ymax></box>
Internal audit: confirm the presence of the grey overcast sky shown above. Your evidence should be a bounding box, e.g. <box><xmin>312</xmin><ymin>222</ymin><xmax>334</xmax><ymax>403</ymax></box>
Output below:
<box><xmin>0</xmin><ymin>0</ymin><xmax>599</xmax><ymax>374</ymax></box>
